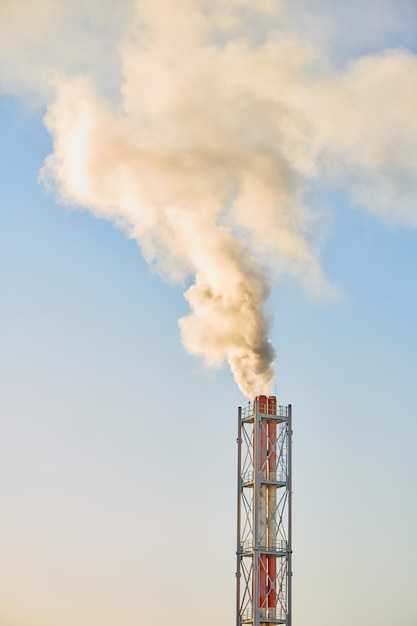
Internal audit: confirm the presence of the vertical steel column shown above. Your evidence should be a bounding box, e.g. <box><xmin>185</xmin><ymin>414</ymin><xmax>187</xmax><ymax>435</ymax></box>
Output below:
<box><xmin>236</xmin><ymin>407</ymin><xmax>242</xmax><ymax>626</ymax></box>
<box><xmin>253</xmin><ymin>401</ymin><xmax>260</xmax><ymax>626</ymax></box>
<box><xmin>287</xmin><ymin>404</ymin><xmax>292</xmax><ymax>626</ymax></box>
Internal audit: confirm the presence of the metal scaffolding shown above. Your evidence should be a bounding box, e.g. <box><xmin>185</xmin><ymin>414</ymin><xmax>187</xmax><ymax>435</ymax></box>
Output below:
<box><xmin>236</xmin><ymin>397</ymin><xmax>292</xmax><ymax>626</ymax></box>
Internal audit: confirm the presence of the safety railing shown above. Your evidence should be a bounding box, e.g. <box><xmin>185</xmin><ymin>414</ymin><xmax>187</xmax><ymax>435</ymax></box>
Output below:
<box><xmin>241</xmin><ymin>403</ymin><xmax>289</xmax><ymax>420</ymax></box>
<box><xmin>241</xmin><ymin>470</ymin><xmax>287</xmax><ymax>484</ymax></box>
<box><xmin>239</xmin><ymin>539</ymin><xmax>288</xmax><ymax>554</ymax></box>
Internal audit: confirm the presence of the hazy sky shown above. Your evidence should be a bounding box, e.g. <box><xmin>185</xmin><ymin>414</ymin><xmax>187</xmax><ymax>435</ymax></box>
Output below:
<box><xmin>1</xmin><ymin>1</ymin><xmax>417</xmax><ymax>625</ymax></box>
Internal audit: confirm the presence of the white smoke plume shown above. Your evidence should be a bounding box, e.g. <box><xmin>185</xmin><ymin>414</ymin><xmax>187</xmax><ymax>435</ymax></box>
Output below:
<box><xmin>3</xmin><ymin>0</ymin><xmax>416</xmax><ymax>397</ymax></box>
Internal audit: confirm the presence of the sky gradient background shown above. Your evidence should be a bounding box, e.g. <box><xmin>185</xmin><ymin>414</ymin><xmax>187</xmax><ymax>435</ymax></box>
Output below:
<box><xmin>1</xmin><ymin>2</ymin><xmax>417</xmax><ymax>625</ymax></box>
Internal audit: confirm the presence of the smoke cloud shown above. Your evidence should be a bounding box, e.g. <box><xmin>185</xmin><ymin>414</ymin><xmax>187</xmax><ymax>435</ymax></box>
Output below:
<box><xmin>3</xmin><ymin>0</ymin><xmax>416</xmax><ymax>397</ymax></box>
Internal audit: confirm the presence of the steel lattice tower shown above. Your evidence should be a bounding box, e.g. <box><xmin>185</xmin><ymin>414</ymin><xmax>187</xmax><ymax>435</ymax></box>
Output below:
<box><xmin>236</xmin><ymin>396</ymin><xmax>292</xmax><ymax>626</ymax></box>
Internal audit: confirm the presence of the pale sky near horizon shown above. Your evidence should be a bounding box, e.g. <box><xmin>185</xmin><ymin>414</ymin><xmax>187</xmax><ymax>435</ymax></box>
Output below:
<box><xmin>1</xmin><ymin>2</ymin><xmax>417</xmax><ymax>626</ymax></box>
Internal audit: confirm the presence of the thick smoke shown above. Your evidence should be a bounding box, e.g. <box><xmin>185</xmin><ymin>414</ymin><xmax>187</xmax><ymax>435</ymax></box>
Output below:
<box><xmin>10</xmin><ymin>0</ymin><xmax>414</xmax><ymax>397</ymax></box>
<box><xmin>40</xmin><ymin>74</ymin><xmax>277</xmax><ymax>397</ymax></box>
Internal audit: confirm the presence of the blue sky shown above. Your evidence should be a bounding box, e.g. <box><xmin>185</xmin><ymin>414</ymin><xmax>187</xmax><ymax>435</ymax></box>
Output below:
<box><xmin>1</xmin><ymin>2</ymin><xmax>417</xmax><ymax>625</ymax></box>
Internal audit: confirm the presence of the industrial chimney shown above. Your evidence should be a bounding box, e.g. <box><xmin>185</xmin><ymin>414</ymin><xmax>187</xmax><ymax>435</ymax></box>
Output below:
<box><xmin>236</xmin><ymin>397</ymin><xmax>292</xmax><ymax>626</ymax></box>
